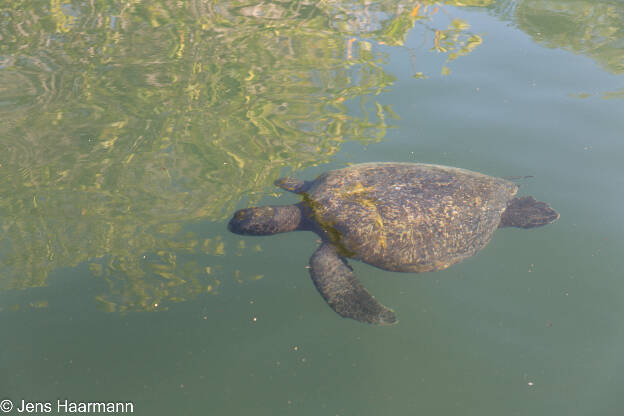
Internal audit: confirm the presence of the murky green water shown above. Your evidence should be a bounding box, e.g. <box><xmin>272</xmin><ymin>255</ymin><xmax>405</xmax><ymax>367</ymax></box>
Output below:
<box><xmin>1</xmin><ymin>1</ymin><xmax>623</xmax><ymax>415</ymax></box>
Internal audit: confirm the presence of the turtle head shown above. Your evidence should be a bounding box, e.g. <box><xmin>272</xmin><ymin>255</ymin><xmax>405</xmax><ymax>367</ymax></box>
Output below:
<box><xmin>228</xmin><ymin>205</ymin><xmax>305</xmax><ymax>236</ymax></box>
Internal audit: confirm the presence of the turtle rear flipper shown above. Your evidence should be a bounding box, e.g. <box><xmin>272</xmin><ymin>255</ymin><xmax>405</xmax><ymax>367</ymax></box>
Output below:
<box><xmin>499</xmin><ymin>196</ymin><xmax>559</xmax><ymax>229</ymax></box>
<box><xmin>309</xmin><ymin>243</ymin><xmax>397</xmax><ymax>325</ymax></box>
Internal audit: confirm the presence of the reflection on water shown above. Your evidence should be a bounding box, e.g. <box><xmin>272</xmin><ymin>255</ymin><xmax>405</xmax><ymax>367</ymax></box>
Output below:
<box><xmin>493</xmin><ymin>0</ymin><xmax>624</xmax><ymax>97</ymax></box>
<box><xmin>0</xmin><ymin>0</ymin><xmax>487</xmax><ymax>310</ymax></box>
<box><xmin>0</xmin><ymin>0</ymin><xmax>621</xmax><ymax>315</ymax></box>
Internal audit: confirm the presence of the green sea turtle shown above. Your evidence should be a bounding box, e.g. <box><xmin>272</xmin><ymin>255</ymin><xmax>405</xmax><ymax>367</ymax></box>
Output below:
<box><xmin>228</xmin><ymin>163</ymin><xmax>559</xmax><ymax>325</ymax></box>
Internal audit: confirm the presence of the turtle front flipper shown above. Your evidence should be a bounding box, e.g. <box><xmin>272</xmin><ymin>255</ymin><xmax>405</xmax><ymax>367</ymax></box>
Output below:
<box><xmin>308</xmin><ymin>242</ymin><xmax>397</xmax><ymax>325</ymax></box>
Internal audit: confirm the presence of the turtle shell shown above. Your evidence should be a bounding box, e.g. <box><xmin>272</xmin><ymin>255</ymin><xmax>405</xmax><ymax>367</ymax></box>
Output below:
<box><xmin>303</xmin><ymin>163</ymin><xmax>518</xmax><ymax>272</ymax></box>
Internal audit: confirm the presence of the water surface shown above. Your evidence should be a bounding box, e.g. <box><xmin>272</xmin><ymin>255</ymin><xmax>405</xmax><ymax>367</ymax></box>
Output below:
<box><xmin>1</xmin><ymin>1</ymin><xmax>623</xmax><ymax>415</ymax></box>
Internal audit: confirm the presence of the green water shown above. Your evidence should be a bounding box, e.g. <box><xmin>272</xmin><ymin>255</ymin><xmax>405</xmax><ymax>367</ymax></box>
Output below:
<box><xmin>1</xmin><ymin>1</ymin><xmax>623</xmax><ymax>415</ymax></box>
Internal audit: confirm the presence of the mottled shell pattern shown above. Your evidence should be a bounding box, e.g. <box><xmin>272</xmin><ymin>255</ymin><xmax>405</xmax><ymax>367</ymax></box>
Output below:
<box><xmin>303</xmin><ymin>163</ymin><xmax>518</xmax><ymax>272</ymax></box>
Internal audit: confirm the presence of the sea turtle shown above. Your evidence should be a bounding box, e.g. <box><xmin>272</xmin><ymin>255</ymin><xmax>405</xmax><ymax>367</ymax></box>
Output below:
<box><xmin>228</xmin><ymin>163</ymin><xmax>559</xmax><ymax>325</ymax></box>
